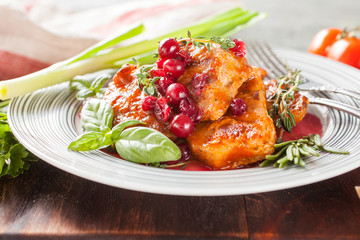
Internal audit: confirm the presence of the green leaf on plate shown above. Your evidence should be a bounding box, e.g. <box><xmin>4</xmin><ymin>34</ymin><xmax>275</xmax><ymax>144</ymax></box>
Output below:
<box><xmin>70</xmin><ymin>73</ymin><xmax>112</xmax><ymax>100</ymax></box>
<box><xmin>115</xmin><ymin>127</ymin><xmax>181</xmax><ymax>163</ymax></box>
<box><xmin>111</xmin><ymin>120</ymin><xmax>145</xmax><ymax>141</ymax></box>
<box><xmin>68</xmin><ymin>131</ymin><xmax>112</xmax><ymax>151</ymax></box>
<box><xmin>69</xmin><ymin>77</ymin><xmax>91</xmax><ymax>91</ymax></box>
<box><xmin>80</xmin><ymin>99</ymin><xmax>114</xmax><ymax>133</ymax></box>
<box><xmin>77</xmin><ymin>88</ymin><xmax>94</xmax><ymax>100</ymax></box>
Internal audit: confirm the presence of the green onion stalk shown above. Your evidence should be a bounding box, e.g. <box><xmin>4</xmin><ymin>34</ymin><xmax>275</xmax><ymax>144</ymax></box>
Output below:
<box><xmin>0</xmin><ymin>7</ymin><xmax>266</xmax><ymax>100</ymax></box>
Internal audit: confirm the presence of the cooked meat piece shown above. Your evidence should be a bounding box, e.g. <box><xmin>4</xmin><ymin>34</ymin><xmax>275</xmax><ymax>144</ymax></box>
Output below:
<box><xmin>187</xmin><ymin>73</ymin><xmax>277</xmax><ymax>169</ymax></box>
<box><xmin>251</xmin><ymin>66</ymin><xmax>309</xmax><ymax>123</ymax></box>
<box><xmin>104</xmin><ymin>64</ymin><xmax>177</xmax><ymax>140</ymax></box>
<box><xmin>264</xmin><ymin>79</ymin><xmax>309</xmax><ymax>123</ymax></box>
<box><xmin>177</xmin><ymin>43</ymin><xmax>253</xmax><ymax>121</ymax></box>
<box><xmin>252</xmin><ymin>66</ymin><xmax>268</xmax><ymax>80</ymax></box>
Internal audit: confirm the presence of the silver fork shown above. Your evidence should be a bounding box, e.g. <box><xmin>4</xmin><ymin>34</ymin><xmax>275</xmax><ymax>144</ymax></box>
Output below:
<box><xmin>246</xmin><ymin>42</ymin><xmax>360</xmax><ymax>119</ymax></box>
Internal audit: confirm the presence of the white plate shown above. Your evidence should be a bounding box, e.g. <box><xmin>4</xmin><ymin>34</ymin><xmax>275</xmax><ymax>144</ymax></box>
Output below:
<box><xmin>8</xmin><ymin>49</ymin><xmax>360</xmax><ymax>196</ymax></box>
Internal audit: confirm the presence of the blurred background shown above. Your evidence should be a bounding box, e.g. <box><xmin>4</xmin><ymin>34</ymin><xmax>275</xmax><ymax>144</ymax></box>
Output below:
<box><xmin>10</xmin><ymin>0</ymin><xmax>360</xmax><ymax>51</ymax></box>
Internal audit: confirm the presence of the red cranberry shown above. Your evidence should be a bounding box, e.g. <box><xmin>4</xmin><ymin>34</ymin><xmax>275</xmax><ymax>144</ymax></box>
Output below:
<box><xmin>229</xmin><ymin>39</ymin><xmax>246</xmax><ymax>57</ymax></box>
<box><xmin>158</xmin><ymin>38</ymin><xmax>180</xmax><ymax>60</ymax></box>
<box><xmin>192</xmin><ymin>73</ymin><xmax>209</xmax><ymax>96</ymax></box>
<box><xmin>156</xmin><ymin>58</ymin><xmax>165</xmax><ymax>68</ymax></box>
<box><xmin>163</xmin><ymin>59</ymin><xmax>185</xmax><ymax>78</ymax></box>
<box><xmin>154</xmin><ymin>97</ymin><xmax>172</xmax><ymax>122</ymax></box>
<box><xmin>152</xmin><ymin>69</ymin><xmax>166</xmax><ymax>78</ymax></box>
<box><xmin>156</xmin><ymin>77</ymin><xmax>174</xmax><ymax>96</ymax></box>
<box><xmin>165</xmin><ymin>142</ymin><xmax>192</xmax><ymax>165</ymax></box>
<box><xmin>166</xmin><ymin>83</ymin><xmax>189</xmax><ymax>106</ymax></box>
<box><xmin>230</xmin><ymin>98</ymin><xmax>247</xmax><ymax>116</ymax></box>
<box><xmin>142</xmin><ymin>96</ymin><xmax>157</xmax><ymax>111</ymax></box>
<box><xmin>177</xmin><ymin>142</ymin><xmax>192</xmax><ymax>161</ymax></box>
<box><xmin>176</xmin><ymin>49</ymin><xmax>191</xmax><ymax>66</ymax></box>
<box><xmin>170</xmin><ymin>114</ymin><xmax>194</xmax><ymax>138</ymax></box>
<box><xmin>193</xmin><ymin>111</ymin><xmax>202</xmax><ymax>124</ymax></box>
<box><xmin>179</xmin><ymin>97</ymin><xmax>198</xmax><ymax>120</ymax></box>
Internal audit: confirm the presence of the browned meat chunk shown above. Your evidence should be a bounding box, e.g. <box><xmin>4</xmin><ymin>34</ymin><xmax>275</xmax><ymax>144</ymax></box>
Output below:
<box><xmin>103</xmin><ymin>64</ymin><xmax>177</xmax><ymax>140</ymax></box>
<box><xmin>187</xmin><ymin>74</ymin><xmax>277</xmax><ymax>169</ymax></box>
<box><xmin>264</xmin><ymin>79</ymin><xmax>309</xmax><ymax>123</ymax></box>
<box><xmin>177</xmin><ymin>43</ymin><xmax>253</xmax><ymax>121</ymax></box>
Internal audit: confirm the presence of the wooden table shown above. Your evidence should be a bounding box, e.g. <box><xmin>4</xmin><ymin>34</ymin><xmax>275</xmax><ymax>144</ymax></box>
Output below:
<box><xmin>1</xmin><ymin>0</ymin><xmax>360</xmax><ymax>239</ymax></box>
<box><xmin>1</xmin><ymin>160</ymin><xmax>360</xmax><ymax>239</ymax></box>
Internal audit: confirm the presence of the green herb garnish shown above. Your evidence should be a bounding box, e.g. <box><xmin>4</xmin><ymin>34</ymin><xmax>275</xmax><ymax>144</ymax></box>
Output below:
<box><xmin>68</xmin><ymin>99</ymin><xmax>181</xmax><ymax>164</ymax></box>
<box><xmin>268</xmin><ymin>69</ymin><xmax>303</xmax><ymax>132</ymax></box>
<box><xmin>70</xmin><ymin>73</ymin><xmax>112</xmax><ymax>100</ymax></box>
<box><xmin>261</xmin><ymin>134</ymin><xmax>349</xmax><ymax>168</ymax></box>
<box><xmin>0</xmin><ymin>100</ymin><xmax>37</xmax><ymax>177</ymax></box>
<box><xmin>178</xmin><ymin>31</ymin><xmax>236</xmax><ymax>52</ymax></box>
<box><xmin>136</xmin><ymin>65</ymin><xmax>160</xmax><ymax>97</ymax></box>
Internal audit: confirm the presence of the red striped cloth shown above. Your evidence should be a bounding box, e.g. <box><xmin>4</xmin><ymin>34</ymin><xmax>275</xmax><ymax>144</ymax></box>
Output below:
<box><xmin>0</xmin><ymin>51</ymin><xmax>50</xmax><ymax>80</ymax></box>
<box><xmin>0</xmin><ymin>0</ymin><xmax>238</xmax><ymax>81</ymax></box>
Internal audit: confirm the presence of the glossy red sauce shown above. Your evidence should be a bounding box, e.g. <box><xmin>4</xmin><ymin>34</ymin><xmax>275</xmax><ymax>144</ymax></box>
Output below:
<box><xmin>101</xmin><ymin>113</ymin><xmax>322</xmax><ymax>171</ymax></box>
<box><xmin>169</xmin><ymin>113</ymin><xmax>323</xmax><ymax>171</ymax></box>
<box><xmin>281</xmin><ymin>113</ymin><xmax>323</xmax><ymax>141</ymax></box>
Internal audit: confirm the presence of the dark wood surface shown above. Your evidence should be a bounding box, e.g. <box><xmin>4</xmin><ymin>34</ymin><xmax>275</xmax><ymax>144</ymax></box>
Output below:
<box><xmin>1</xmin><ymin>159</ymin><xmax>359</xmax><ymax>240</ymax></box>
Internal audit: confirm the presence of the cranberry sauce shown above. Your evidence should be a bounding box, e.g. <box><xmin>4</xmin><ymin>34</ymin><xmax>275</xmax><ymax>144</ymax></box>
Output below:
<box><xmin>281</xmin><ymin>113</ymin><xmax>323</xmax><ymax>142</ymax></box>
<box><xmin>170</xmin><ymin>113</ymin><xmax>323</xmax><ymax>171</ymax></box>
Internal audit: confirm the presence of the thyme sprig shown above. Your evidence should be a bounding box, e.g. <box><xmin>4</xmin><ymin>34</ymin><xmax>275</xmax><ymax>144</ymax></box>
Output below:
<box><xmin>178</xmin><ymin>31</ymin><xmax>236</xmax><ymax>52</ymax></box>
<box><xmin>136</xmin><ymin>64</ymin><xmax>160</xmax><ymax>97</ymax></box>
<box><xmin>261</xmin><ymin>134</ymin><xmax>349</xmax><ymax>168</ymax></box>
<box><xmin>268</xmin><ymin>69</ymin><xmax>303</xmax><ymax>133</ymax></box>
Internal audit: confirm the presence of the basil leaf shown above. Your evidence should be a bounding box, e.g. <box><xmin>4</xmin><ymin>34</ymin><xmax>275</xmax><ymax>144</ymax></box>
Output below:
<box><xmin>68</xmin><ymin>131</ymin><xmax>112</xmax><ymax>151</ymax></box>
<box><xmin>77</xmin><ymin>89</ymin><xmax>94</xmax><ymax>100</ymax></box>
<box><xmin>115</xmin><ymin>127</ymin><xmax>181</xmax><ymax>163</ymax></box>
<box><xmin>70</xmin><ymin>71</ymin><xmax>114</xmax><ymax>100</ymax></box>
<box><xmin>80</xmin><ymin>99</ymin><xmax>114</xmax><ymax>133</ymax></box>
<box><xmin>95</xmin><ymin>89</ymin><xmax>106</xmax><ymax>99</ymax></box>
<box><xmin>71</xmin><ymin>69</ymin><xmax>117</xmax><ymax>85</ymax></box>
<box><xmin>70</xmin><ymin>78</ymin><xmax>91</xmax><ymax>91</ymax></box>
<box><xmin>91</xmin><ymin>74</ymin><xmax>111</xmax><ymax>92</ymax></box>
<box><xmin>111</xmin><ymin>120</ymin><xmax>145</xmax><ymax>141</ymax></box>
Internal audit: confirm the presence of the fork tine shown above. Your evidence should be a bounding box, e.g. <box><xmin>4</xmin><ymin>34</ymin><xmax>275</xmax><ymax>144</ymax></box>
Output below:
<box><xmin>246</xmin><ymin>42</ymin><xmax>278</xmax><ymax>79</ymax></box>
<box><xmin>246</xmin><ymin>41</ymin><xmax>360</xmax><ymax>119</ymax></box>
<box><xmin>261</xmin><ymin>43</ymin><xmax>289</xmax><ymax>75</ymax></box>
<box><xmin>248</xmin><ymin>42</ymin><xmax>288</xmax><ymax>78</ymax></box>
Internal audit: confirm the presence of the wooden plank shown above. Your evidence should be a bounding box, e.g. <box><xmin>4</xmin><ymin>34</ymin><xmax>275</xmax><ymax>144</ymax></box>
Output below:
<box><xmin>245</xmin><ymin>168</ymin><xmax>360</xmax><ymax>240</ymax></box>
<box><xmin>0</xmin><ymin>161</ymin><xmax>248</xmax><ymax>239</ymax></box>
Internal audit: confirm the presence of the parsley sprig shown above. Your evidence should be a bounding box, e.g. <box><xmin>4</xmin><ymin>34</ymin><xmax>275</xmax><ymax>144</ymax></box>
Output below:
<box><xmin>178</xmin><ymin>31</ymin><xmax>236</xmax><ymax>52</ymax></box>
<box><xmin>0</xmin><ymin>100</ymin><xmax>37</xmax><ymax>178</ymax></box>
<box><xmin>260</xmin><ymin>134</ymin><xmax>349</xmax><ymax>168</ymax></box>
<box><xmin>268</xmin><ymin>69</ymin><xmax>303</xmax><ymax>133</ymax></box>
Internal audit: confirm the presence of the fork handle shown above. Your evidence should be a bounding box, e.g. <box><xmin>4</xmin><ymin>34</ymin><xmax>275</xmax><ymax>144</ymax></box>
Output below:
<box><xmin>301</xmin><ymin>86</ymin><xmax>360</xmax><ymax>101</ymax></box>
<box><xmin>310</xmin><ymin>97</ymin><xmax>360</xmax><ymax>119</ymax></box>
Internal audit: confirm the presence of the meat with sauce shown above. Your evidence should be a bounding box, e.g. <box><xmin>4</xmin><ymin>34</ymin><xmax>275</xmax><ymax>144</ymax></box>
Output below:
<box><xmin>177</xmin><ymin>43</ymin><xmax>253</xmax><ymax>121</ymax></box>
<box><xmin>103</xmin><ymin>63</ymin><xmax>177</xmax><ymax>140</ymax></box>
<box><xmin>187</xmin><ymin>73</ymin><xmax>277</xmax><ymax>169</ymax></box>
<box><xmin>103</xmin><ymin>45</ymin><xmax>308</xmax><ymax>170</ymax></box>
<box><xmin>264</xmin><ymin>79</ymin><xmax>309</xmax><ymax>123</ymax></box>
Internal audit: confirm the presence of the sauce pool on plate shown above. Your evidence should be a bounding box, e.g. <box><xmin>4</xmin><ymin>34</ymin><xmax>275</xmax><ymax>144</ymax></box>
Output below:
<box><xmin>281</xmin><ymin>113</ymin><xmax>323</xmax><ymax>142</ymax></box>
<box><xmin>102</xmin><ymin>113</ymin><xmax>323</xmax><ymax>171</ymax></box>
<box><xmin>170</xmin><ymin>113</ymin><xmax>323</xmax><ymax>171</ymax></box>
